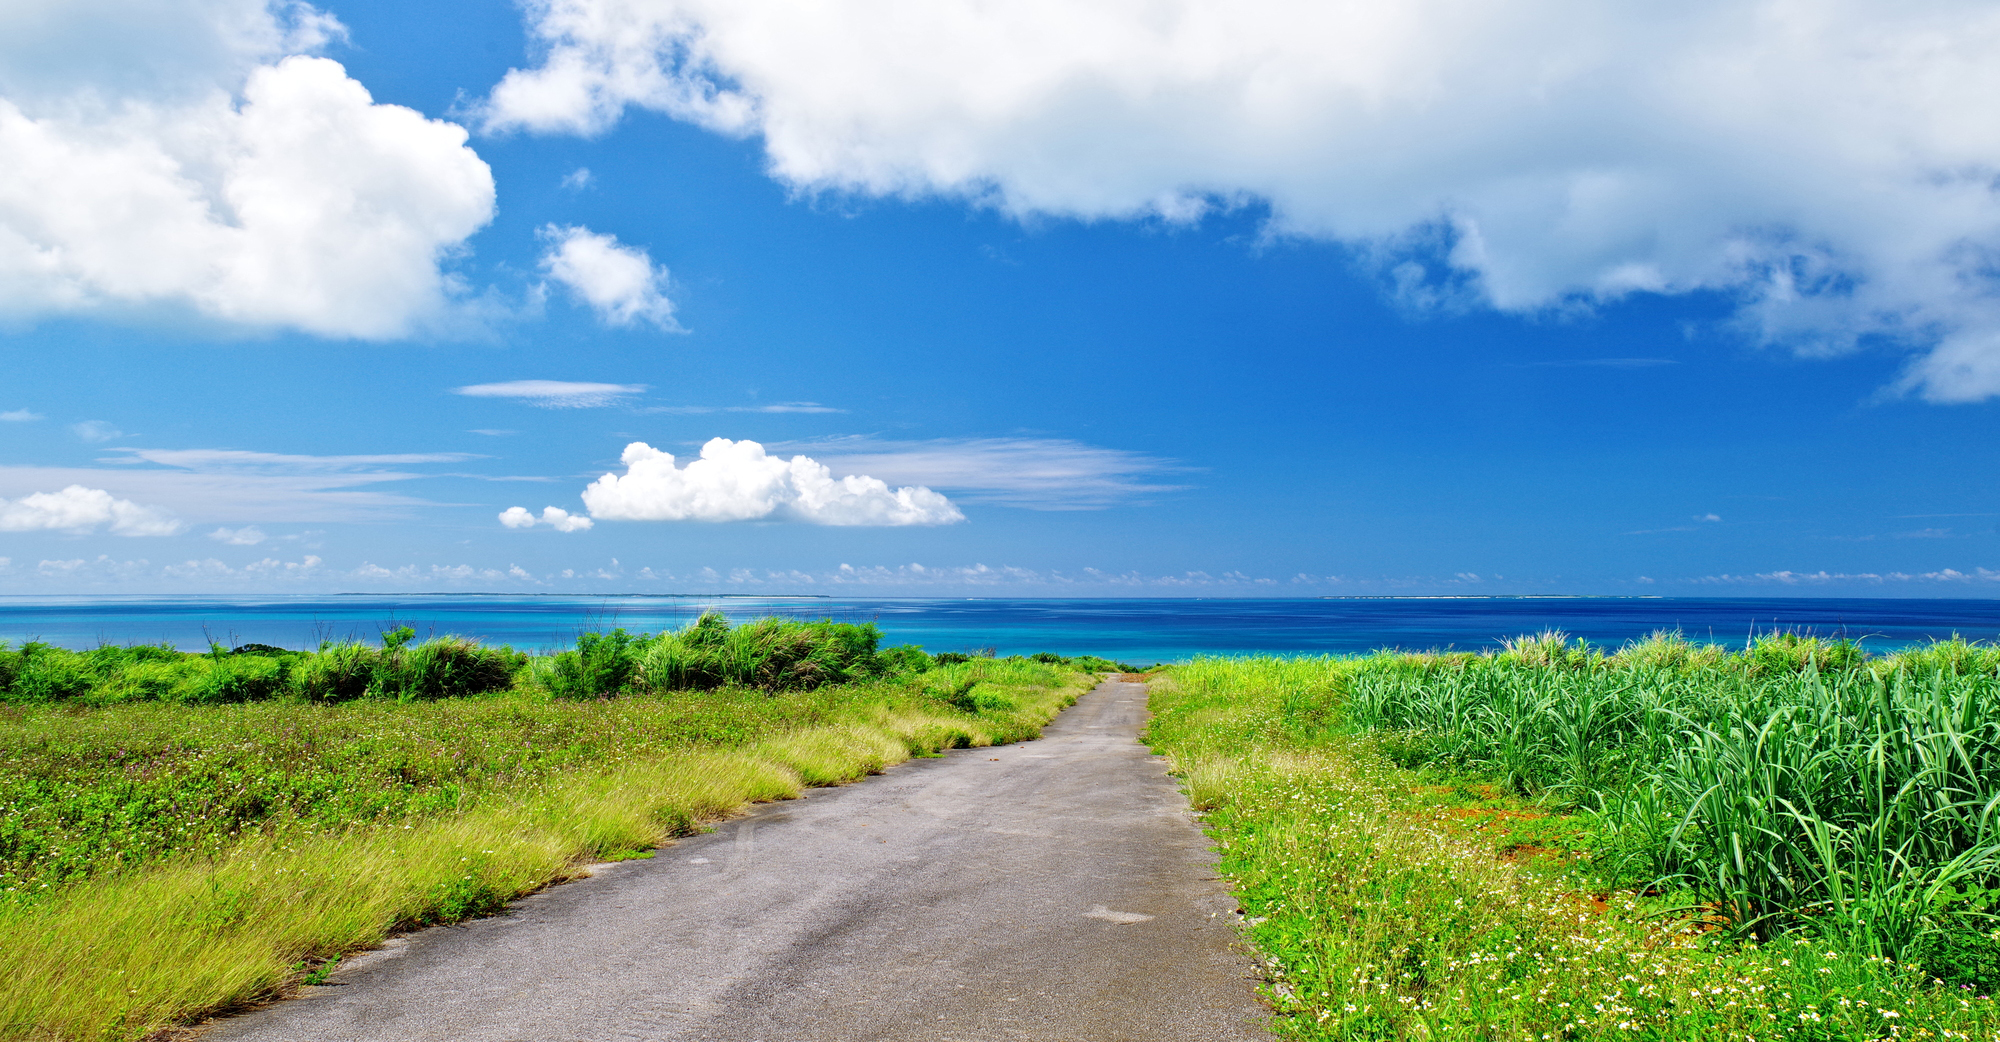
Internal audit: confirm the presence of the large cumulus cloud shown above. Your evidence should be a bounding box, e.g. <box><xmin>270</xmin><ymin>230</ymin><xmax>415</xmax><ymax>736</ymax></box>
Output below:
<box><xmin>0</xmin><ymin>485</ymin><xmax>181</xmax><ymax>536</ymax></box>
<box><xmin>485</xmin><ymin>0</ymin><xmax>2000</xmax><ymax>400</ymax></box>
<box><xmin>580</xmin><ymin>438</ymin><xmax>964</xmax><ymax>526</ymax></box>
<box><xmin>0</xmin><ymin>1</ymin><xmax>494</xmax><ymax>337</ymax></box>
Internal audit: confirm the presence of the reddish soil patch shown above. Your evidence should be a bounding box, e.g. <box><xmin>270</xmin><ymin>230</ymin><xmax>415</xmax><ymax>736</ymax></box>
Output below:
<box><xmin>1499</xmin><ymin>843</ymin><xmax>1560</xmax><ymax>864</ymax></box>
<box><xmin>1438</xmin><ymin>806</ymin><xmax>1545</xmax><ymax>822</ymax></box>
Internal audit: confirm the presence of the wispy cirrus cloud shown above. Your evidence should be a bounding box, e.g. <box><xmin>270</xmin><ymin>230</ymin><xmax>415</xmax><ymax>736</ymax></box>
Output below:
<box><xmin>453</xmin><ymin>380</ymin><xmax>646</xmax><ymax>408</ymax></box>
<box><xmin>72</xmin><ymin>421</ymin><xmax>124</xmax><ymax>443</ymax></box>
<box><xmin>104</xmin><ymin>448</ymin><xmax>481</xmax><ymax>472</ymax></box>
<box><xmin>1511</xmin><ymin>358</ymin><xmax>1681</xmax><ymax>369</ymax></box>
<box><xmin>639</xmin><ymin>402</ymin><xmax>844</xmax><ymax>415</ymax></box>
<box><xmin>0</xmin><ymin>445</ymin><xmax>483</xmax><ymax>524</ymax></box>
<box><xmin>773</xmin><ymin>436</ymin><xmax>1188</xmax><ymax>510</ymax></box>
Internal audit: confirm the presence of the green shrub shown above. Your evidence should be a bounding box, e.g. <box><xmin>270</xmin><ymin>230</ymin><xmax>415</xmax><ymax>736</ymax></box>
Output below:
<box><xmin>1745</xmin><ymin>631</ymin><xmax>1865</xmax><ymax>674</ymax></box>
<box><xmin>877</xmin><ymin>644</ymin><xmax>933</xmax><ymax>675</ymax></box>
<box><xmin>175</xmin><ymin>656</ymin><xmax>286</xmax><ymax>705</ymax></box>
<box><xmin>1883</xmin><ymin>636</ymin><xmax>2000</xmax><ymax>678</ymax></box>
<box><xmin>628</xmin><ymin>614</ymin><xmax>887</xmax><ymax>694</ymax></box>
<box><xmin>97</xmin><ymin>660</ymin><xmax>191</xmax><ymax>703</ymax></box>
<box><xmin>1614</xmin><ymin>630</ymin><xmax>1728</xmax><ymax>672</ymax></box>
<box><xmin>549</xmin><ymin>629</ymin><xmax>641</xmax><ymax>699</ymax></box>
<box><xmin>1913</xmin><ymin>925</ymin><xmax>2000</xmax><ymax>994</ymax></box>
<box><xmin>1497</xmin><ymin>630</ymin><xmax>1601</xmax><ymax>669</ymax></box>
<box><xmin>6</xmin><ymin>644</ymin><xmax>97</xmax><ymax>704</ymax></box>
<box><xmin>379</xmin><ymin>637</ymin><xmax>519</xmax><ymax>701</ymax></box>
<box><xmin>290</xmin><ymin>643</ymin><xmax>379</xmax><ymax>703</ymax></box>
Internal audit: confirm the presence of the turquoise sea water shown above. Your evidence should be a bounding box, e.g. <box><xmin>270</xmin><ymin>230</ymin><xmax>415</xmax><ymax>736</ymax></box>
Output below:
<box><xmin>1</xmin><ymin>596</ymin><xmax>1996</xmax><ymax>664</ymax></box>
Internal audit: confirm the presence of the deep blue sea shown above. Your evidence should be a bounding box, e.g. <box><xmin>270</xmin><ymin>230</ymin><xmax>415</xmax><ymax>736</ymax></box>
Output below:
<box><xmin>1</xmin><ymin>596</ymin><xmax>1996</xmax><ymax>664</ymax></box>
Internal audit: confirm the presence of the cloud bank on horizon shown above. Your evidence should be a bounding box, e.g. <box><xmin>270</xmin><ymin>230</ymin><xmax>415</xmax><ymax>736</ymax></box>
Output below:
<box><xmin>484</xmin><ymin>0</ymin><xmax>2000</xmax><ymax>402</ymax></box>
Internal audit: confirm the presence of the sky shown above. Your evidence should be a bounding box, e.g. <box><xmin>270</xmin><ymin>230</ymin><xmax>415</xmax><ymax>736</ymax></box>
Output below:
<box><xmin>0</xmin><ymin>0</ymin><xmax>1997</xmax><ymax>598</ymax></box>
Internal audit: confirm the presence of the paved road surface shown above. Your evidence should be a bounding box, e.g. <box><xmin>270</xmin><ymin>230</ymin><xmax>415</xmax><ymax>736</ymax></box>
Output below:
<box><xmin>201</xmin><ymin>680</ymin><xmax>1269</xmax><ymax>1041</ymax></box>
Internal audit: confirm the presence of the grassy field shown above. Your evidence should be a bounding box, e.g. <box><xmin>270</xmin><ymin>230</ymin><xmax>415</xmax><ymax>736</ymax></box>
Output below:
<box><xmin>1147</xmin><ymin>634</ymin><xmax>2000</xmax><ymax>1041</ymax></box>
<box><xmin>0</xmin><ymin>616</ymin><xmax>1106</xmax><ymax>1041</ymax></box>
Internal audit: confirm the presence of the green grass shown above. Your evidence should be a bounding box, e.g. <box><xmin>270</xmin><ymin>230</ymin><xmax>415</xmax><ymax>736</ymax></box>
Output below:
<box><xmin>1147</xmin><ymin>639</ymin><xmax>2000</xmax><ymax>1041</ymax></box>
<box><xmin>2</xmin><ymin>681</ymin><xmax>891</xmax><ymax>899</ymax></box>
<box><xmin>0</xmin><ymin>625</ymin><xmax>1103</xmax><ymax>1042</ymax></box>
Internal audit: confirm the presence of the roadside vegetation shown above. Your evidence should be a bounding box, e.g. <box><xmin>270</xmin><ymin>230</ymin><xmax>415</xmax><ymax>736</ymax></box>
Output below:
<box><xmin>0</xmin><ymin>614</ymin><xmax>1111</xmax><ymax>1041</ymax></box>
<box><xmin>1148</xmin><ymin>633</ymin><xmax>2000</xmax><ymax>1041</ymax></box>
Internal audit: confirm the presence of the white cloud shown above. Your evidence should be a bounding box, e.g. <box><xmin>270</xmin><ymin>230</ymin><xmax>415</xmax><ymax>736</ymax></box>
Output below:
<box><xmin>488</xmin><ymin>0</ymin><xmax>2000</xmax><ymax>401</ymax></box>
<box><xmin>0</xmin><ymin>409</ymin><xmax>41</xmax><ymax>422</ymax></box>
<box><xmin>209</xmin><ymin>524</ymin><xmax>267</xmax><ymax>544</ymax></box>
<box><xmin>498</xmin><ymin>505</ymin><xmax>594</xmax><ymax>531</ymax></box>
<box><xmin>561</xmin><ymin>166</ymin><xmax>593</xmax><ymax>189</ymax></box>
<box><xmin>72</xmin><ymin>421</ymin><xmax>123</xmax><ymax>443</ymax></box>
<box><xmin>0</xmin><ymin>1</ymin><xmax>494</xmax><ymax>338</ymax></box>
<box><xmin>581</xmin><ymin>437</ymin><xmax>964</xmax><ymax>525</ymax></box>
<box><xmin>777</xmin><ymin>436</ymin><xmax>1185</xmax><ymax>509</ymax></box>
<box><xmin>0</xmin><ymin>484</ymin><xmax>182</xmax><ymax>535</ymax></box>
<box><xmin>536</xmin><ymin>224</ymin><xmax>678</xmax><ymax>328</ymax></box>
<box><xmin>453</xmin><ymin>379</ymin><xmax>646</xmax><ymax>408</ymax></box>
<box><xmin>546</xmin><ymin>508</ymin><xmax>592</xmax><ymax>531</ymax></box>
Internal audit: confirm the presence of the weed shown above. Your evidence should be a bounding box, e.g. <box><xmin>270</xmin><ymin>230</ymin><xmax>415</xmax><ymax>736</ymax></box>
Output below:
<box><xmin>300</xmin><ymin>956</ymin><xmax>339</xmax><ymax>987</ymax></box>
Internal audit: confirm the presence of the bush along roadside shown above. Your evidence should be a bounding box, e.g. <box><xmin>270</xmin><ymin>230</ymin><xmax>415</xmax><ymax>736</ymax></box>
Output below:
<box><xmin>0</xmin><ymin>613</ymin><xmax>935</xmax><ymax>707</ymax></box>
<box><xmin>1146</xmin><ymin>641</ymin><xmax>2000</xmax><ymax>1042</ymax></box>
<box><xmin>0</xmin><ymin>654</ymin><xmax>1096</xmax><ymax>1042</ymax></box>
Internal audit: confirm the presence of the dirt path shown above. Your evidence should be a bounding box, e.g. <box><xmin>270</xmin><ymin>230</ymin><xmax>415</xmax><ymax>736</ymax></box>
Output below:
<box><xmin>199</xmin><ymin>680</ymin><xmax>1269</xmax><ymax>1041</ymax></box>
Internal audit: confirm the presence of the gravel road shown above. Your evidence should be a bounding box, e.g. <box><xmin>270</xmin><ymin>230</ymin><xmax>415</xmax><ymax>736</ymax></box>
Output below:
<box><xmin>200</xmin><ymin>679</ymin><xmax>1269</xmax><ymax>1041</ymax></box>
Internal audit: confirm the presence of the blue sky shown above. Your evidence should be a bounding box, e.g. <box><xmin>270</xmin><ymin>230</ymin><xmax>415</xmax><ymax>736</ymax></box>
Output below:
<box><xmin>1</xmin><ymin>0</ymin><xmax>1997</xmax><ymax>596</ymax></box>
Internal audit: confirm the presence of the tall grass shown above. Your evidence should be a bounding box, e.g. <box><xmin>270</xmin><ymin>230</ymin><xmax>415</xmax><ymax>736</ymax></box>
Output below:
<box><xmin>0</xmin><ymin>656</ymin><xmax>1093</xmax><ymax>1041</ymax></box>
<box><xmin>1347</xmin><ymin>632</ymin><xmax>2000</xmax><ymax>964</ymax></box>
<box><xmin>1147</xmin><ymin>652</ymin><xmax>2000</xmax><ymax>1040</ymax></box>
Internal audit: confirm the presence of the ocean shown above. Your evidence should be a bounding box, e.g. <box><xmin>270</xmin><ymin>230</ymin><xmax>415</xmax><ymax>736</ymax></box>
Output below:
<box><xmin>1</xmin><ymin>595</ymin><xmax>1996</xmax><ymax>664</ymax></box>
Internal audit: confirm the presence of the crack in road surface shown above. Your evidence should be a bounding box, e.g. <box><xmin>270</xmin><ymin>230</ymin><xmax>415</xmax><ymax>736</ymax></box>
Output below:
<box><xmin>201</xmin><ymin>680</ymin><xmax>1269</xmax><ymax>1041</ymax></box>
